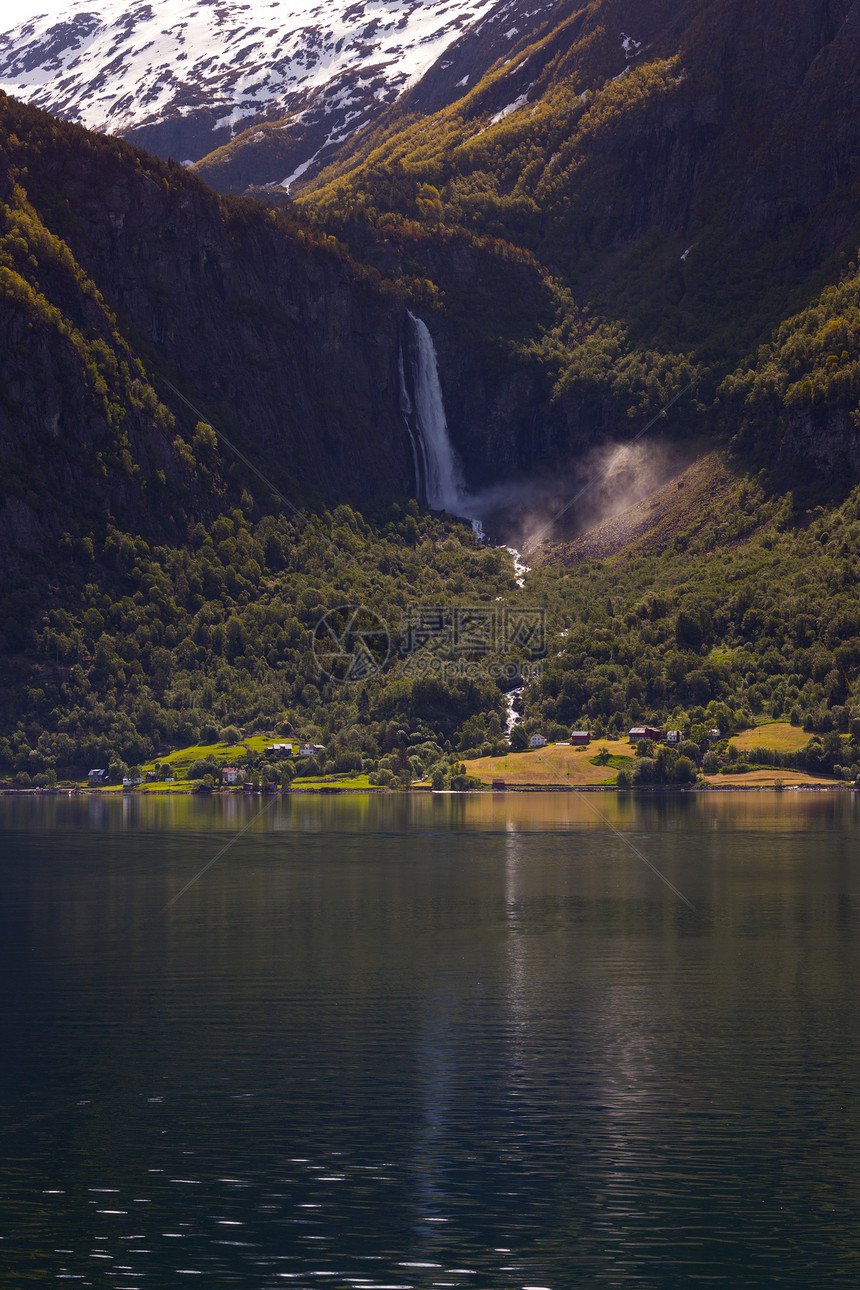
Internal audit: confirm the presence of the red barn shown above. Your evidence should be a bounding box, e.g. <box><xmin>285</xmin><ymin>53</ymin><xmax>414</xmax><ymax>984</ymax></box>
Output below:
<box><xmin>629</xmin><ymin>726</ymin><xmax>662</xmax><ymax>743</ymax></box>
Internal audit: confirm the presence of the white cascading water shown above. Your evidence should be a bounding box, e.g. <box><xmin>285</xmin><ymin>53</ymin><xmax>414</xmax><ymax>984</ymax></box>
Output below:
<box><xmin>402</xmin><ymin>313</ymin><xmax>536</xmax><ymax>569</ymax></box>
<box><xmin>402</xmin><ymin>310</ymin><xmax>532</xmax><ymax>718</ymax></box>
<box><xmin>404</xmin><ymin>310</ymin><xmax>472</xmax><ymax>518</ymax></box>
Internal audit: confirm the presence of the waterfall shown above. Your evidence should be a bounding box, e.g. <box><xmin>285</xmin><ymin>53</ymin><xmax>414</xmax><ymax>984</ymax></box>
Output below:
<box><xmin>402</xmin><ymin>310</ymin><xmax>470</xmax><ymax>517</ymax></box>
<box><xmin>400</xmin><ymin>312</ymin><xmax>523</xmax><ymax>550</ymax></box>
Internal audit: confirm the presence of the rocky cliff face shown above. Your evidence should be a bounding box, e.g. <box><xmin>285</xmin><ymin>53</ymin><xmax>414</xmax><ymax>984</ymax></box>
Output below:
<box><xmin>75</xmin><ymin>173</ymin><xmax>413</xmax><ymax>501</ymax></box>
<box><xmin>777</xmin><ymin>409</ymin><xmax>860</xmax><ymax>481</ymax></box>
<box><xmin>0</xmin><ymin>96</ymin><xmax>417</xmax><ymax>566</ymax></box>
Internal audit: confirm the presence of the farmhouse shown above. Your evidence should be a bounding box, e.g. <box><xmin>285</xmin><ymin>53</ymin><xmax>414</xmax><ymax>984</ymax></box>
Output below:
<box><xmin>222</xmin><ymin>767</ymin><xmax>242</xmax><ymax>785</ymax></box>
<box><xmin>629</xmin><ymin>726</ymin><xmax>662</xmax><ymax>743</ymax></box>
<box><xmin>530</xmin><ymin>733</ymin><xmax>547</xmax><ymax>748</ymax></box>
<box><xmin>87</xmin><ymin>768</ymin><xmax>109</xmax><ymax>786</ymax></box>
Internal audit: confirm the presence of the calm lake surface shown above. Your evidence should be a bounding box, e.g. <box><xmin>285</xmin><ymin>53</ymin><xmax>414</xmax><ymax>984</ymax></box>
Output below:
<box><xmin>2</xmin><ymin>791</ymin><xmax>860</xmax><ymax>1288</ymax></box>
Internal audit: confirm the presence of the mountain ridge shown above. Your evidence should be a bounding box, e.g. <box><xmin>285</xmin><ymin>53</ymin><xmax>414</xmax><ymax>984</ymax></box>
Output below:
<box><xmin>0</xmin><ymin>0</ymin><xmax>518</xmax><ymax>172</ymax></box>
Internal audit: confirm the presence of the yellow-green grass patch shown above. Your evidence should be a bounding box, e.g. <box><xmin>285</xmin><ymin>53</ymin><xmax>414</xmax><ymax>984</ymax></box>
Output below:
<box><xmin>465</xmin><ymin>739</ymin><xmax>635</xmax><ymax>787</ymax></box>
<box><xmin>289</xmin><ymin>773</ymin><xmax>375</xmax><ymax>791</ymax></box>
<box><xmin>704</xmin><ymin>768</ymin><xmax>839</xmax><ymax>787</ymax></box>
<box><xmin>731</xmin><ymin>723</ymin><xmax>813</xmax><ymax>754</ymax></box>
<box><xmin>143</xmin><ymin>735</ymin><xmax>290</xmax><ymax>776</ymax></box>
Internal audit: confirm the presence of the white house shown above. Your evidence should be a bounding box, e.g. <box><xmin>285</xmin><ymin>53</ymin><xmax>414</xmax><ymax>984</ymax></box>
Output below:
<box><xmin>222</xmin><ymin>767</ymin><xmax>242</xmax><ymax>785</ymax></box>
<box><xmin>530</xmin><ymin>733</ymin><xmax>547</xmax><ymax>748</ymax></box>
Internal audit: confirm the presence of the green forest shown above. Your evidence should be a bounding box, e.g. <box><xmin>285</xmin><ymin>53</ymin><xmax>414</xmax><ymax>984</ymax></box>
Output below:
<box><xmin>6</xmin><ymin>441</ymin><xmax>860</xmax><ymax>788</ymax></box>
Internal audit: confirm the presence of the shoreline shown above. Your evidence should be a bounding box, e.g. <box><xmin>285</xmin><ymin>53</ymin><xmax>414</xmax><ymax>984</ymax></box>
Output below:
<box><xmin>1</xmin><ymin>783</ymin><xmax>853</xmax><ymax>797</ymax></box>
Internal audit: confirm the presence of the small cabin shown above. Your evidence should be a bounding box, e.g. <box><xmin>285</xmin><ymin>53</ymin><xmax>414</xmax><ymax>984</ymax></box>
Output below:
<box><xmin>570</xmin><ymin>731</ymin><xmax>591</xmax><ymax>746</ymax></box>
<box><xmin>265</xmin><ymin>743</ymin><xmax>293</xmax><ymax>759</ymax></box>
<box><xmin>88</xmin><ymin>768</ymin><xmax>109</xmax><ymax>786</ymax></box>
<box><xmin>491</xmin><ymin>779</ymin><xmax>506</xmax><ymax>790</ymax></box>
<box><xmin>530</xmin><ymin>733</ymin><xmax>547</xmax><ymax>748</ymax></box>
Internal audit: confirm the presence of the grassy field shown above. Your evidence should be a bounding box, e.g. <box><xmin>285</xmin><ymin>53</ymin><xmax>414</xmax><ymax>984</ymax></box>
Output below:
<box><xmin>98</xmin><ymin>766</ymin><xmax>375</xmax><ymax>793</ymax></box>
<box><xmin>289</xmin><ymin>774</ymin><xmax>375</xmax><ymax>791</ymax></box>
<box><xmin>731</xmin><ymin>723</ymin><xmax>812</xmax><ymax>754</ymax></box>
<box><xmin>74</xmin><ymin>735</ymin><xmax>294</xmax><ymax>787</ymax></box>
<box><xmin>143</xmin><ymin>736</ymin><xmax>288</xmax><ymax>777</ymax></box>
<box><xmin>703</xmin><ymin>769</ymin><xmax>841</xmax><ymax>788</ymax></box>
<box><xmin>464</xmin><ymin>740</ymin><xmax>636</xmax><ymax>787</ymax></box>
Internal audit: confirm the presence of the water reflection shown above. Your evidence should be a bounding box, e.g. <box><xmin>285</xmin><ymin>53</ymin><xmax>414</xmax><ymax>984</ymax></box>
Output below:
<box><xmin>5</xmin><ymin>784</ymin><xmax>856</xmax><ymax>836</ymax></box>
<box><xmin>2</xmin><ymin>793</ymin><xmax>860</xmax><ymax>1287</ymax></box>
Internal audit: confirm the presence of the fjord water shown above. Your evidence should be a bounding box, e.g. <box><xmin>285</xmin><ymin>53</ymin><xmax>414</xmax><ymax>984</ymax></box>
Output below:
<box><xmin>2</xmin><ymin>793</ymin><xmax>860</xmax><ymax>1287</ymax></box>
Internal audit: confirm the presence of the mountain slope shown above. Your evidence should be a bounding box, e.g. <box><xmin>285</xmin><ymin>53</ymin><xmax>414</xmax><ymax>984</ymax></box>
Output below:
<box><xmin>0</xmin><ymin>90</ymin><xmax>420</xmax><ymax>573</ymax></box>
<box><xmin>306</xmin><ymin>0</ymin><xmax>860</xmax><ymax>257</ymax></box>
<box><xmin>0</xmin><ymin>92</ymin><xmax>522</xmax><ymax>782</ymax></box>
<box><xmin>0</xmin><ymin>0</ymin><xmax>509</xmax><ymax>169</ymax></box>
<box><xmin>6</xmin><ymin>67</ymin><xmax>860</xmax><ymax>782</ymax></box>
<box><xmin>193</xmin><ymin>0</ymin><xmax>571</xmax><ymax>194</ymax></box>
<box><xmin>295</xmin><ymin>0</ymin><xmax>860</xmax><ymax>485</ymax></box>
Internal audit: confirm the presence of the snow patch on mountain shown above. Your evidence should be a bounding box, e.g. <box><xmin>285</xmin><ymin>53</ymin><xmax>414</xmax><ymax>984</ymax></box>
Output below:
<box><xmin>488</xmin><ymin>91</ymin><xmax>528</xmax><ymax>125</ymax></box>
<box><xmin>0</xmin><ymin>0</ymin><xmax>501</xmax><ymax>158</ymax></box>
